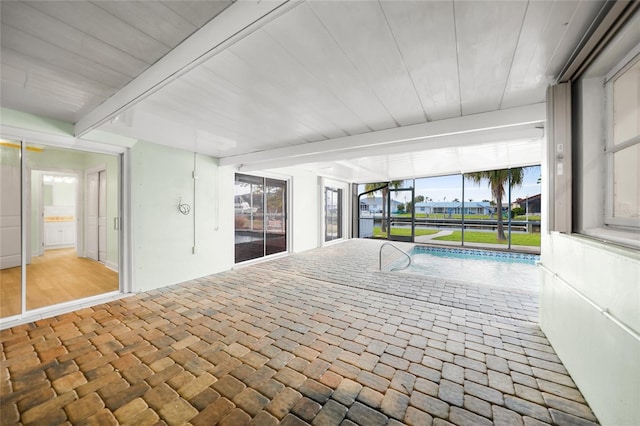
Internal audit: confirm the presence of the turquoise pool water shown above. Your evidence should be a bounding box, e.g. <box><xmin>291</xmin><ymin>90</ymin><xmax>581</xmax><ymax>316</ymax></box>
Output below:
<box><xmin>393</xmin><ymin>246</ymin><xmax>540</xmax><ymax>291</ymax></box>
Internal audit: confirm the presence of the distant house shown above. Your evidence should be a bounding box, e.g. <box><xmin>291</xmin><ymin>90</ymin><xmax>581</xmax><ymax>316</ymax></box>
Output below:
<box><xmin>414</xmin><ymin>201</ymin><xmax>492</xmax><ymax>216</ymax></box>
<box><xmin>513</xmin><ymin>194</ymin><xmax>541</xmax><ymax>214</ymax></box>
<box><xmin>359</xmin><ymin>197</ymin><xmax>402</xmax><ymax>214</ymax></box>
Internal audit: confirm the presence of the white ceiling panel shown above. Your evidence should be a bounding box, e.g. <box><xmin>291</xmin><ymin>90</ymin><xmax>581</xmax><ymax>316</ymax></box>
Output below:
<box><xmin>380</xmin><ymin>0</ymin><xmax>461</xmax><ymax>121</ymax></box>
<box><xmin>92</xmin><ymin>2</ymin><xmax>199</xmax><ymax>48</ymax></box>
<box><xmin>227</xmin><ymin>28</ymin><xmax>366</xmax><ymax>139</ymax></box>
<box><xmin>1</xmin><ymin>82</ymin><xmax>81</xmax><ymax>123</ymax></box>
<box><xmin>1</xmin><ymin>1</ymin><xmax>147</xmax><ymax>78</ymax></box>
<box><xmin>501</xmin><ymin>1</ymin><xmax>605</xmax><ymax>109</ymax></box>
<box><xmin>308</xmin><ymin>1</ymin><xmax>427</xmax><ymax>126</ymax></box>
<box><xmin>0</xmin><ymin>0</ymin><xmax>231</xmax><ymax>123</ymax></box>
<box><xmin>455</xmin><ymin>1</ymin><xmax>528</xmax><ymax>115</ymax></box>
<box><xmin>161</xmin><ymin>1</ymin><xmax>233</xmax><ymax>28</ymax></box>
<box><xmin>200</xmin><ymin>49</ymin><xmax>336</xmax><ymax>142</ymax></box>
<box><xmin>0</xmin><ymin>0</ymin><xmax>611</xmax><ymax>183</ymax></box>
<box><xmin>262</xmin><ymin>2</ymin><xmax>397</xmax><ymax>132</ymax></box>
<box><xmin>1</xmin><ymin>25</ymin><xmax>131</xmax><ymax>89</ymax></box>
<box><xmin>25</xmin><ymin>1</ymin><xmax>170</xmax><ymax>62</ymax></box>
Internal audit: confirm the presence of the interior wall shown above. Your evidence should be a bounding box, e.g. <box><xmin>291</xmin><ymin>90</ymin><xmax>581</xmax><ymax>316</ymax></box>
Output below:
<box><xmin>130</xmin><ymin>141</ymin><xmax>234</xmax><ymax>291</ymax></box>
<box><xmin>30</xmin><ymin>171</ymin><xmax>41</xmax><ymax>258</ymax></box>
<box><xmin>539</xmin><ymin>233</ymin><xmax>640</xmax><ymax>426</ymax></box>
<box><xmin>2</xmin><ymin>109</ymin><xmax>327</xmax><ymax>296</ymax></box>
<box><xmin>266</xmin><ymin>166</ymin><xmax>320</xmax><ymax>253</ymax></box>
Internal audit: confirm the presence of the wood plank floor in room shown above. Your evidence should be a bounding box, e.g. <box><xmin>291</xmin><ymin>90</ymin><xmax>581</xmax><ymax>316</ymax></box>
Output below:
<box><xmin>0</xmin><ymin>248</ymin><xmax>118</xmax><ymax>318</ymax></box>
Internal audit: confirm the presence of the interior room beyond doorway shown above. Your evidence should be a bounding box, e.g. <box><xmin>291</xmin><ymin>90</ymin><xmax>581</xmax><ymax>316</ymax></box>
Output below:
<box><xmin>0</xmin><ymin>248</ymin><xmax>118</xmax><ymax>316</ymax></box>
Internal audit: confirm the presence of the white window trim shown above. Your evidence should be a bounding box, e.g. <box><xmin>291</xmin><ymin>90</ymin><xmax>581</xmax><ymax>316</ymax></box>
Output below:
<box><xmin>604</xmin><ymin>52</ymin><xmax>640</xmax><ymax>229</ymax></box>
<box><xmin>319</xmin><ymin>177</ymin><xmax>350</xmax><ymax>246</ymax></box>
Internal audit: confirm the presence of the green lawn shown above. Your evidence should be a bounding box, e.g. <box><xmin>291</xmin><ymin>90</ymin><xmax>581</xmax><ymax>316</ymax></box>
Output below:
<box><xmin>513</xmin><ymin>215</ymin><xmax>541</xmax><ymax>221</ymax></box>
<box><xmin>395</xmin><ymin>213</ymin><xmax>541</xmax><ymax>221</ymax></box>
<box><xmin>373</xmin><ymin>226</ymin><xmax>439</xmax><ymax>238</ymax></box>
<box><xmin>433</xmin><ymin>230</ymin><xmax>541</xmax><ymax>246</ymax></box>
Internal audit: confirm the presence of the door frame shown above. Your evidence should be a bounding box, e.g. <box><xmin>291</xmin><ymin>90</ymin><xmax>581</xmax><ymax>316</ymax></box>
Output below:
<box><xmin>0</xmin><ymin>126</ymin><xmax>130</xmax><ymax>328</ymax></box>
<box><xmin>234</xmin><ymin>170</ymin><xmax>292</xmax><ymax>264</ymax></box>
<box><xmin>320</xmin><ymin>177</ymin><xmax>350</xmax><ymax>246</ymax></box>
<box><xmin>31</xmin><ymin>168</ymin><xmax>81</xmax><ymax>259</ymax></box>
<box><xmin>85</xmin><ymin>165</ymin><xmax>107</xmax><ymax>263</ymax></box>
<box><xmin>388</xmin><ymin>186</ymin><xmax>415</xmax><ymax>242</ymax></box>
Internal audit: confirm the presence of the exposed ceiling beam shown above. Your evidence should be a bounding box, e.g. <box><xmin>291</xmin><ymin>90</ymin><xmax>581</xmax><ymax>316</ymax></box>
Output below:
<box><xmin>228</xmin><ymin>103</ymin><xmax>545</xmax><ymax>172</ymax></box>
<box><xmin>74</xmin><ymin>0</ymin><xmax>299</xmax><ymax>137</ymax></box>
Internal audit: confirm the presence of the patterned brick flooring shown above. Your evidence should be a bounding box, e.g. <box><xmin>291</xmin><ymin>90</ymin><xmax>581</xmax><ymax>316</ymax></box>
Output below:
<box><xmin>0</xmin><ymin>239</ymin><xmax>598</xmax><ymax>425</ymax></box>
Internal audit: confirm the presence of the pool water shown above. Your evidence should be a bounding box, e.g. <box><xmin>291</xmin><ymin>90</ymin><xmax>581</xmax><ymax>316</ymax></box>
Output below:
<box><xmin>392</xmin><ymin>246</ymin><xmax>540</xmax><ymax>291</ymax></box>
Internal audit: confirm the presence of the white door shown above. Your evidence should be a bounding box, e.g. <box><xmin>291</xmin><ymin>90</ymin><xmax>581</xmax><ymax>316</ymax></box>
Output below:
<box><xmin>98</xmin><ymin>170</ymin><xmax>107</xmax><ymax>262</ymax></box>
<box><xmin>86</xmin><ymin>172</ymin><xmax>99</xmax><ymax>261</ymax></box>
<box><xmin>0</xmin><ymin>165</ymin><xmax>21</xmax><ymax>269</ymax></box>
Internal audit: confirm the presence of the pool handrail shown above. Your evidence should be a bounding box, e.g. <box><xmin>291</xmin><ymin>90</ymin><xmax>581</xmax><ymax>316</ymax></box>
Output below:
<box><xmin>379</xmin><ymin>242</ymin><xmax>412</xmax><ymax>271</ymax></box>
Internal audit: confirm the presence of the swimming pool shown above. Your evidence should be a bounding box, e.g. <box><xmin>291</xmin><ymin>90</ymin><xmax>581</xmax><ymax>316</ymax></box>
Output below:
<box><xmin>391</xmin><ymin>246</ymin><xmax>540</xmax><ymax>291</ymax></box>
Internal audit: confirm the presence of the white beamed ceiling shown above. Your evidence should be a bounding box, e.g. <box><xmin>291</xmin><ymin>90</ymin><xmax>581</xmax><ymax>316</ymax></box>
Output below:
<box><xmin>1</xmin><ymin>0</ymin><xmax>606</xmax><ymax>182</ymax></box>
<box><xmin>0</xmin><ymin>1</ymin><xmax>233</xmax><ymax>122</ymax></box>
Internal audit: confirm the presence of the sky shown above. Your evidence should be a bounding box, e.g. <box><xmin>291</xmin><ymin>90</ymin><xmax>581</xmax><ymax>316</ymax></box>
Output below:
<box><xmin>360</xmin><ymin>165</ymin><xmax>541</xmax><ymax>203</ymax></box>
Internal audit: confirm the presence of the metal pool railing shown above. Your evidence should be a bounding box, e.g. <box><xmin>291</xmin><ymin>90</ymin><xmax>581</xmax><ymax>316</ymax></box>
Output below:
<box><xmin>379</xmin><ymin>242</ymin><xmax>412</xmax><ymax>271</ymax></box>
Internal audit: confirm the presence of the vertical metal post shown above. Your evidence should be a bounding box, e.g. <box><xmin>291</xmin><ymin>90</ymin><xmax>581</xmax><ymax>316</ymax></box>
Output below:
<box><xmin>507</xmin><ymin>169</ymin><xmax>512</xmax><ymax>250</ymax></box>
<box><xmin>21</xmin><ymin>140</ymin><xmax>27</xmax><ymax>315</ymax></box>
<box><xmin>386</xmin><ymin>183</ymin><xmax>390</xmax><ymax>240</ymax></box>
<box><xmin>411</xmin><ymin>179</ymin><xmax>415</xmax><ymax>242</ymax></box>
<box><xmin>461</xmin><ymin>174</ymin><xmax>465</xmax><ymax>247</ymax></box>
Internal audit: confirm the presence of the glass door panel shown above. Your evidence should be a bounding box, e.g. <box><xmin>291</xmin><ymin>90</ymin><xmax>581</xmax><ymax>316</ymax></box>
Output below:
<box><xmin>265</xmin><ymin>178</ymin><xmax>286</xmax><ymax>256</ymax></box>
<box><xmin>25</xmin><ymin>144</ymin><xmax>120</xmax><ymax>311</ymax></box>
<box><xmin>413</xmin><ymin>174</ymin><xmax>463</xmax><ymax>247</ymax></box>
<box><xmin>389</xmin><ymin>186</ymin><xmax>414</xmax><ymax>242</ymax></box>
<box><xmin>0</xmin><ymin>141</ymin><xmax>22</xmax><ymax>318</ymax></box>
<box><xmin>235</xmin><ymin>173</ymin><xmax>265</xmax><ymax>263</ymax></box>
<box><xmin>325</xmin><ymin>187</ymin><xmax>342</xmax><ymax>242</ymax></box>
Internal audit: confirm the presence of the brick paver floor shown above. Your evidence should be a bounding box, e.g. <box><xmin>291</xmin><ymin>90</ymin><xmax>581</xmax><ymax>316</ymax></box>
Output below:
<box><xmin>1</xmin><ymin>239</ymin><xmax>598</xmax><ymax>425</ymax></box>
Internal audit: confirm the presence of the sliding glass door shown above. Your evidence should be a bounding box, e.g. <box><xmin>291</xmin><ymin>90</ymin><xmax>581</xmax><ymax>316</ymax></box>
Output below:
<box><xmin>0</xmin><ymin>141</ymin><xmax>22</xmax><ymax>318</ymax></box>
<box><xmin>325</xmin><ymin>186</ymin><xmax>342</xmax><ymax>242</ymax></box>
<box><xmin>0</xmin><ymin>139</ymin><xmax>122</xmax><ymax>320</ymax></box>
<box><xmin>235</xmin><ymin>173</ymin><xmax>287</xmax><ymax>263</ymax></box>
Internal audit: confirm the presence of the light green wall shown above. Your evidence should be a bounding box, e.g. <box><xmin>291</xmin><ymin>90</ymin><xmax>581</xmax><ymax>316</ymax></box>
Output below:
<box><xmin>131</xmin><ymin>141</ymin><xmax>234</xmax><ymax>291</ymax></box>
<box><xmin>1</xmin><ymin>107</ymin><xmax>73</xmax><ymax>135</ymax></box>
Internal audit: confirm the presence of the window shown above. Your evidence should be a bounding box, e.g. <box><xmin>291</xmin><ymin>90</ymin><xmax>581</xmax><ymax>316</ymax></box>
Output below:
<box><xmin>566</xmin><ymin>7</ymin><xmax>640</xmax><ymax>248</ymax></box>
<box><xmin>234</xmin><ymin>173</ymin><xmax>287</xmax><ymax>263</ymax></box>
<box><xmin>607</xmin><ymin>56</ymin><xmax>640</xmax><ymax>227</ymax></box>
<box><xmin>324</xmin><ymin>187</ymin><xmax>342</xmax><ymax>242</ymax></box>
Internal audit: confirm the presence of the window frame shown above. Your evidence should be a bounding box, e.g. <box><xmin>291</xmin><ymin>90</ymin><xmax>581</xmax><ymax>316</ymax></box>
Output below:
<box><xmin>324</xmin><ymin>186</ymin><xmax>343</xmax><ymax>242</ymax></box>
<box><xmin>604</xmin><ymin>52</ymin><xmax>640</xmax><ymax>229</ymax></box>
<box><xmin>234</xmin><ymin>172</ymin><xmax>290</xmax><ymax>264</ymax></box>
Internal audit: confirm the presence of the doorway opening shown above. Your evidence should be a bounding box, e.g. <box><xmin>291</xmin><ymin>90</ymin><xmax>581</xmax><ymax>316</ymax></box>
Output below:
<box><xmin>357</xmin><ymin>181</ymin><xmax>415</xmax><ymax>242</ymax></box>
<box><xmin>0</xmin><ymin>142</ymin><xmax>121</xmax><ymax>319</ymax></box>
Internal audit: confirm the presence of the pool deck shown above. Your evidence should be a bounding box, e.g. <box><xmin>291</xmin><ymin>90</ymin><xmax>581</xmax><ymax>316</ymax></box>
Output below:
<box><xmin>0</xmin><ymin>239</ymin><xmax>597</xmax><ymax>425</ymax></box>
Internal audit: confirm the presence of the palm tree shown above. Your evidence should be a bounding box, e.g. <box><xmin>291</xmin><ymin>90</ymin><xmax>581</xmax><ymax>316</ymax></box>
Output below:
<box><xmin>365</xmin><ymin>180</ymin><xmax>404</xmax><ymax>233</ymax></box>
<box><xmin>465</xmin><ymin>168</ymin><xmax>524</xmax><ymax>240</ymax></box>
